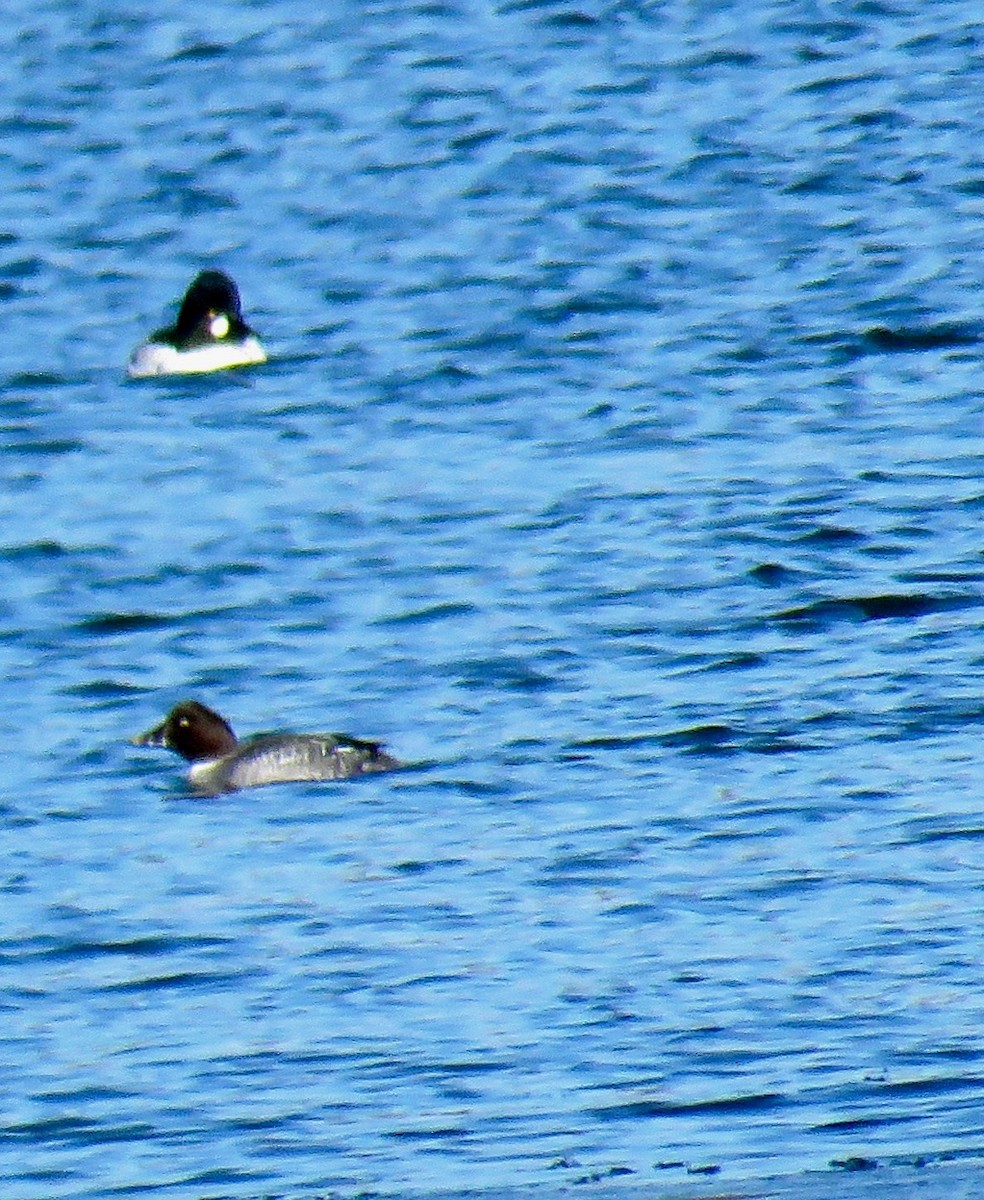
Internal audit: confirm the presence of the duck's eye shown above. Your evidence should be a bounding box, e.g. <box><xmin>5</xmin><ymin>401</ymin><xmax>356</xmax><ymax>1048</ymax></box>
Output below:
<box><xmin>178</xmin><ymin>716</ymin><xmax>189</xmax><ymax>727</ymax></box>
<box><xmin>209</xmin><ymin>313</ymin><xmax>230</xmax><ymax>339</ymax></box>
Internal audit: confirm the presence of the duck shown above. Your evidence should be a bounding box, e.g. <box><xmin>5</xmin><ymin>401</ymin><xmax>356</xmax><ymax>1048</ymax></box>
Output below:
<box><xmin>132</xmin><ymin>700</ymin><xmax>402</xmax><ymax>794</ymax></box>
<box><xmin>127</xmin><ymin>270</ymin><xmax>267</xmax><ymax>378</ymax></box>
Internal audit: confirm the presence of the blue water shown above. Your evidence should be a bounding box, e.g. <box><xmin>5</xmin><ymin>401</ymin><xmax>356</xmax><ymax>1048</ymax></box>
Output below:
<box><xmin>3</xmin><ymin>0</ymin><xmax>984</xmax><ymax>1196</ymax></box>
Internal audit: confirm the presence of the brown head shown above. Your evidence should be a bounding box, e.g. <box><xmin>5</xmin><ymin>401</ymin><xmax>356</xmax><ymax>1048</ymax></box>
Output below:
<box><xmin>132</xmin><ymin>700</ymin><xmax>238</xmax><ymax>763</ymax></box>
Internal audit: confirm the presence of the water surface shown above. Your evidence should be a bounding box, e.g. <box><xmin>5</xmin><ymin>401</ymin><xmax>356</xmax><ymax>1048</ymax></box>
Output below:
<box><xmin>2</xmin><ymin>1</ymin><xmax>984</xmax><ymax>1197</ymax></box>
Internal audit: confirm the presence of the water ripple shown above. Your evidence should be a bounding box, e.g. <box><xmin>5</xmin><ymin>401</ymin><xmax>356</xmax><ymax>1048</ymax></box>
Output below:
<box><xmin>3</xmin><ymin>0</ymin><xmax>984</xmax><ymax>1196</ymax></box>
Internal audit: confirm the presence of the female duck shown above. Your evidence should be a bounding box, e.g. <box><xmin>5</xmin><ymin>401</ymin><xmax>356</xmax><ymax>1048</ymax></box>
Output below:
<box><xmin>133</xmin><ymin>700</ymin><xmax>402</xmax><ymax>795</ymax></box>
<box><xmin>128</xmin><ymin>270</ymin><xmax>266</xmax><ymax>378</ymax></box>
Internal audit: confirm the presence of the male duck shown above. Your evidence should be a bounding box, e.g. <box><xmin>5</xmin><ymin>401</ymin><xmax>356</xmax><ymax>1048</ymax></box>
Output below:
<box><xmin>127</xmin><ymin>270</ymin><xmax>266</xmax><ymax>378</ymax></box>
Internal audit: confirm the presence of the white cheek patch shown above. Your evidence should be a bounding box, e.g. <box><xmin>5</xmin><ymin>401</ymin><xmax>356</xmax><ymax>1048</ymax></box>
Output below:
<box><xmin>209</xmin><ymin>313</ymin><xmax>230</xmax><ymax>339</ymax></box>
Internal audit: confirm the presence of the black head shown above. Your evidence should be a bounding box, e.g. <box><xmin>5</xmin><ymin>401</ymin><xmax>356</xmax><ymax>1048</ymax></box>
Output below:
<box><xmin>173</xmin><ymin>270</ymin><xmax>251</xmax><ymax>344</ymax></box>
<box><xmin>133</xmin><ymin>700</ymin><xmax>238</xmax><ymax>762</ymax></box>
